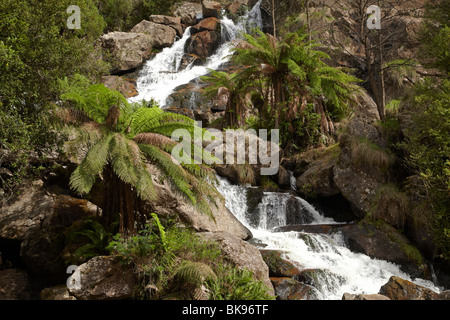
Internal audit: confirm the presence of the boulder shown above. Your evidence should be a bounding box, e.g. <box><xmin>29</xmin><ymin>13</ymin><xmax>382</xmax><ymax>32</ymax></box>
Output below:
<box><xmin>198</xmin><ymin>231</ymin><xmax>275</xmax><ymax>297</ymax></box>
<box><xmin>148</xmin><ymin>15</ymin><xmax>183</xmax><ymax>36</ymax></box>
<box><xmin>342</xmin><ymin>293</ymin><xmax>390</xmax><ymax>300</ymax></box>
<box><xmin>140</xmin><ymin>164</ymin><xmax>253</xmax><ymax>241</ymax></box>
<box><xmin>185</xmin><ymin>30</ymin><xmax>221</xmax><ymax>60</ymax></box>
<box><xmin>174</xmin><ymin>2</ymin><xmax>202</xmax><ymax>26</ymax></box>
<box><xmin>0</xmin><ymin>180</ymin><xmax>100</xmax><ymax>282</ymax></box>
<box><xmin>260</xmin><ymin>249</ymin><xmax>302</xmax><ymax>278</ymax></box>
<box><xmin>101</xmin><ymin>76</ymin><xmax>138</xmax><ymax>98</ymax></box>
<box><xmin>0</xmin><ymin>181</ymin><xmax>99</xmax><ymax>241</ymax></box>
<box><xmin>295</xmin><ymin>145</ymin><xmax>341</xmax><ymax>198</ymax></box>
<box><xmin>130</xmin><ymin>20</ymin><xmax>177</xmax><ymax>49</ymax></box>
<box><xmin>333</xmin><ymin>91</ymin><xmax>388</xmax><ymax>217</ymax></box>
<box><xmin>68</xmin><ymin>255</ymin><xmax>135</xmax><ymax>300</ymax></box>
<box><xmin>379</xmin><ymin>276</ymin><xmax>439</xmax><ymax>300</ymax></box>
<box><xmin>202</xmin><ymin>1</ymin><xmax>222</xmax><ymax>18</ymax></box>
<box><xmin>277</xmin><ymin>165</ymin><xmax>291</xmax><ymax>189</ymax></box>
<box><xmin>99</xmin><ymin>32</ymin><xmax>153</xmax><ymax>73</ymax></box>
<box><xmin>191</xmin><ymin>17</ymin><xmax>221</xmax><ymax>34</ymax></box>
<box><xmin>270</xmin><ymin>277</ymin><xmax>319</xmax><ymax>300</ymax></box>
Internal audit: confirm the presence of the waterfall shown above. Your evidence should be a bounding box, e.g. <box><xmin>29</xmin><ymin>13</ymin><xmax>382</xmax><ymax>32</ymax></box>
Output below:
<box><xmin>130</xmin><ymin>0</ymin><xmax>263</xmax><ymax>106</ymax></box>
<box><xmin>214</xmin><ymin>175</ymin><xmax>442</xmax><ymax>300</ymax></box>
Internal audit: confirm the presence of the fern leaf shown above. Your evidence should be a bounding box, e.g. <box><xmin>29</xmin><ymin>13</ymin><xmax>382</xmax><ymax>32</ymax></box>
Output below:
<box><xmin>69</xmin><ymin>133</ymin><xmax>113</xmax><ymax>195</ymax></box>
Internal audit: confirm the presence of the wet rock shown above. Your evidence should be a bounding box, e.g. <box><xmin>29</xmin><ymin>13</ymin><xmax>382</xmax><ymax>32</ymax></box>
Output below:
<box><xmin>342</xmin><ymin>293</ymin><xmax>390</xmax><ymax>300</ymax></box>
<box><xmin>198</xmin><ymin>231</ymin><xmax>275</xmax><ymax>297</ymax></box>
<box><xmin>270</xmin><ymin>277</ymin><xmax>319</xmax><ymax>300</ymax></box>
<box><xmin>379</xmin><ymin>276</ymin><xmax>439</xmax><ymax>300</ymax></box>
<box><xmin>277</xmin><ymin>165</ymin><xmax>291</xmax><ymax>189</ymax></box>
<box><xmin>191</xmin><ymin>17</ymin><xmax>221</xmax><ymax>34</ymax></box>
<box><xmin>68</xmin><ymin>255</ymin><xmax>135</xmax><ymax>300</ymax></box>
<box><xmin>185</xmin><ymin>30</ymin><xmax>221</xmax><ymax>60</ymax></box>
<box><xmin>260</xmin><ymin>249</ymin><xmax>302</xmax><ymax>278</ymax></box>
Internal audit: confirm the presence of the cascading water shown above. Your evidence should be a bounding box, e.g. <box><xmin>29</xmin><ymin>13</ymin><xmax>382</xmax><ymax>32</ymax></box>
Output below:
<box><xmin>214</xmin><ymin>175</ymin><xmax>442</xmax><ymax>300</ymax></box>
<box><xmin>129</xmin><ymin>0</ymin><xmax>264</xmax><ymax>106</ymax></box>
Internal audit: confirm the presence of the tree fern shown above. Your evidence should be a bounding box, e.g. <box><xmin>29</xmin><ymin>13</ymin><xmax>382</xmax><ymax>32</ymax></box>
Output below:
<box><xmin>69</xmin><ymin>133</ymin><xmax>113</xmax><ymax>195</ymax></box>
<box><xmin>63</xmin><ymin>74</ymin><xmax>220</xmax><ymax>235</ymax></box>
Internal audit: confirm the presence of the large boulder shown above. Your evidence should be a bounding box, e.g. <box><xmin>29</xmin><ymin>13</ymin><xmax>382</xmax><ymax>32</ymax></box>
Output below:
<box><xmin>198</xmin><ymin>231</ymin><xmax>275</xmax><ymax>297</ymax></box>
<box><xmin>270</xmin><ymin>277</ymin><xmax>319</xmax><ymax>300</ymax></box>
<box><xmin>260</xmin><ymin>249</ymin><xmax>302</xmax><ymax>278</ymax></box>
<box><xmin>185</xmin><ymin>30</ymin><xmax>221</xmax><ymax>60</ymax></box>
<box><xmin>202</xmin><ymin>1</ymin><xmax>222</xmax><ymax>18</ymax></box>
<box><xmin>379</xmin><ymin>276</ymin><xmax>439</xmax><ymax>300</ymax></box>
<box><xmin>99</xmin><ymin>32</ymin><xmax>153</xmax><ymax>73</ymax></box>
<box><xmin>0</xmin><ymin>180</ymin><xmax>100</xmax><ymax>282</ymax></box>
<box><xmin>130</xmin><ymin>20</ymin><xmax>177</xmax><ymax>48</ymax></box>
<box><xmin>191</xmin><ymin>17</ymin><xmax>221</xmax><ymax>34</ymax></box>
<box><xmin>333</xmin><ymin>91</ymin><xmax>387</xmax><ymax>217</ymax></box>
<box><xmin>295</xmin><ymin>145</ymin><xmax>341</xmax><ymax>198</ymax></box>
<box><xmin>148</xmin><ymin>15</ymin><xmax>183</xmax><ymax>37</ymax></box>
<box><xmin>139</xmin><ymin>164</ymin><xmax>252</xmax><ymax>241</ymax></box>
<box><xmin>67</xmin><ymin>255</ymin><xmax>135</xmax><ymax>300</ymax></box>
<box><xmin>174</xmin><ymin>2</ymin><xmax>202</xmax><ymax>26</ymax></box>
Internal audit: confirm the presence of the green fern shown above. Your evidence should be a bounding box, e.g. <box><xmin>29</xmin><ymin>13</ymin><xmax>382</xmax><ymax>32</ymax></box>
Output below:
<box><xmin>62</xmin><ymin>74</ymin><xmax>220</xmax><ymax>235</ymax></box>
<box><xmin>174</xmin><ymin>260</ymin><xmax>217</xmax><ymax>287</ymax></box>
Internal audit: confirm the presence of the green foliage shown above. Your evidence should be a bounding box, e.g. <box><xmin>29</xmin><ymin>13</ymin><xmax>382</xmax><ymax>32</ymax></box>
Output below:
<box><xmin>207</xmin><ymin>266</ymin><xmax>274</xmax><ymax>300</ymax></box>
<box><xmin>108</xmin><ymin>220</ymin><xmax>273</xmax><ymax>300</ymax></box>
<box><xmin>419</xmin><ymin>0</ymin><xmax>450</xmax><ymax>74</ymax></box>
<box><xmin>60</xmin><ymin>75</ymin><xmax>219</xmax><ymax>233</ymax></box>
<box><xmin>398</xmin><ymin>78</ymin><xmax>450</xmax><ymax>260</ymax></box>
<box><xmin>66</xmin><ymin>219</ymin><xmax>116</xmax><ymax>262</ymax></box>
<box><xmin>97</xmin><ymin>0</ymin><xmax>182</xmax><ymax>32</ymax></box>
<box><xmin>228</xmin><ymin>27</ymin><xmax>359</xmax><ymax>152</ymax></box>
<box><xmin>0</xmin><ymin>0</ymin><xmax>108</xmax><ymax>196</ymax></box>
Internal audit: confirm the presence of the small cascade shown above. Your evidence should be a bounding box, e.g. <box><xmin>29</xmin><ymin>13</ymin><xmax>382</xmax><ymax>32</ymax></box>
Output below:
<box><xmin>214</xmin><ymin>175</ymin><xmax>442</xmax><ymax>300</ymax></box>
<box><xmin>130</xmin><ymin>0</ymin><xmax>264</xmax><ymax>107</ymax></box>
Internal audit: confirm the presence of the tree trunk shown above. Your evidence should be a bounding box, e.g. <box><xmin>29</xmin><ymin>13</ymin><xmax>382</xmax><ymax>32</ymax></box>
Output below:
<box><xmin>102</xmin><ymin>163</ymin><xmax>138</xmax><ymax>237</ymax></box>
<box><xmin>377</xmin><ymin>24</ymin><xmax>386</xmax><ymax>121</ymax></box>
<box><xmin>271</xmin><ymin>0</ymin><xmax>276</xmax><ymax>38</ymax></box>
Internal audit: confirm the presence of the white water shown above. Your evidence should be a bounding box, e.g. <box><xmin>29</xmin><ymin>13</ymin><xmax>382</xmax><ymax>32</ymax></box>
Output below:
<box><xmin>130</xmin><ymin>0</ymin><xmax>264</xmax><ymax>106</ymax></box>
<box><xmin>214</xmin><ymin>175</ymin><xmax>442</xmax><ymax>300</ymax></box>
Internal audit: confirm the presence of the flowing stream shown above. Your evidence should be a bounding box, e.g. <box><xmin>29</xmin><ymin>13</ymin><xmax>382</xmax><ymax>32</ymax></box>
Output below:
<box><xmin>129</xmin><ymin>0</ymin><xmax>263</xmax><ymax>106</ymax></box>
<box><xmin>130</xmin><ymin>1</ymin><xmax>442</xmax><ymax>299</ymax></box>
<box><xmin>214</xmin><ymin>175</ymin><xmax>442</xmax><ymax>300</ymax></box>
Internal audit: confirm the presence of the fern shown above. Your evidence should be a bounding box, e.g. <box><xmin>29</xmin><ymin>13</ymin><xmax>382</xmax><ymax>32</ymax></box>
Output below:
<box><xmin>64</xmin><ymin>74</ymin><xmax>220</xmax><ymax>235</ymax></box>
<box><xmin>174</xmin><ymin>260</ymin><xmax>217</xmax><ymax>287</ymax></box>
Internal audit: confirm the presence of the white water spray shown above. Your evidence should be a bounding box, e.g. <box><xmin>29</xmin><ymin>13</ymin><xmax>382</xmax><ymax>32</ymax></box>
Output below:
<box><xmin>214</xmin><ymin>175</ymin><xmax>442</xmax><ymax>300</ymax></box>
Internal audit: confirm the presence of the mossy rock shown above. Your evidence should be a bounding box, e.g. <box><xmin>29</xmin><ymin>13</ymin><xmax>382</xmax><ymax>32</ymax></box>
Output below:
<box><xmin>260</xmin><ymin>249</ymin><xmax>302</xmax><ymax>278</ymax></box>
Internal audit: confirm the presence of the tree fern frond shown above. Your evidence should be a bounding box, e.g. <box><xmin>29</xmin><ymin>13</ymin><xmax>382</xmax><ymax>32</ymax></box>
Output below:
<box><xmin>133</xmin><ymin>132</ymin><xmax>177</xmax><ymax>153</ymax></box>
<box><xmin>108</xmin><ymin>133</ymin><xmax>140</xmax><ymax>186</ymax></box>
<box><xmin>139</xmin><ymin>143</ymin><xmax>197</xmax><ymax>204</ymax></box>
<box><xmin>69</xmin><ymin>133</ymin><xmax>113</xmax><ymax>195</ymax></box>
